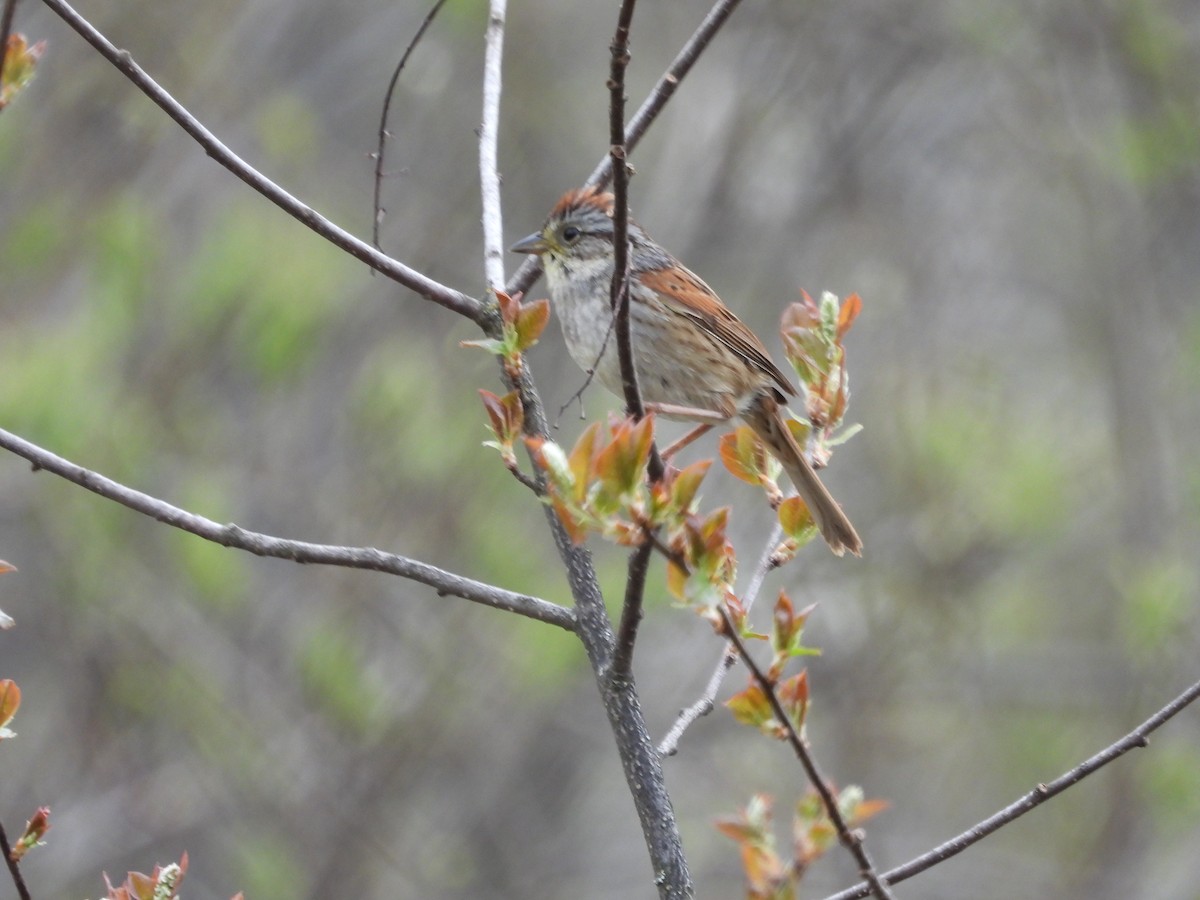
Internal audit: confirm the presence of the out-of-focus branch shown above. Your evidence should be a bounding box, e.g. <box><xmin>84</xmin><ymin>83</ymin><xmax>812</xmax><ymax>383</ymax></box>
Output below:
<box><xmin>0</xmin><ymin>428</ymin><xmax>575</xmax><ymax>631</ymax></box>
<box><xmin>39</xmin><ymin>0</ymin><xmax>483</xmax><ymax>324</ymax></box>
<box><xmin>479</xmin><ymin>0</ymin><xmax>507</xmax><ymax>293</ymax></box>
<box><xmin>372</xmin><ymin>0</ymin><xmax>449</xmax><ymax>251</ymax></box>
<box><xmin>823</xmin><ymin>675</ymin><xmax>1200</xmax><ymax>900</ymax></box>
<box><xmin>505</xmin><ymin>0</ymin><xmax>746</xmax><ymax>300</ymax></box>
<box><xmin>718</xmin><ymin>606</ymin><xmax>896</xmax><ymax>900</ymax></box>
<box><xmin>0</xmin><ymin>820</ymin><xmax>33</xmax><ymax>900</ymax></box>
<box><xmin>592</xmin><ymin>0</ymin><xmax>744</xmax><ymax>188</ymax></box>
<box><xmin>658</xmin><ymin>522</ymin><xmax>783</xmax><ymax>756</ymax></box>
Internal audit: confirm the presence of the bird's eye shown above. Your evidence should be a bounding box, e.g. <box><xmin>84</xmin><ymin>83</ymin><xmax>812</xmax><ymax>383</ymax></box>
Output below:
<box><xmin>562</xmin><ymin>225</ymin><xmax>581</xmax><ymax>243</ymax></box>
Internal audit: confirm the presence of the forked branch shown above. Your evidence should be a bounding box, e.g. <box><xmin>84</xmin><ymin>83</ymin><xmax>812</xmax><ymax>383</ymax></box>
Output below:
<box><xmin>39</xmin><ymin>0</ymin><xmax>483</xmax><ymax>324</ymax></box>
<box><xmin>505</xmin><ymin>0</ymin><xmax>747</xmax><ymax>301</ymax></box>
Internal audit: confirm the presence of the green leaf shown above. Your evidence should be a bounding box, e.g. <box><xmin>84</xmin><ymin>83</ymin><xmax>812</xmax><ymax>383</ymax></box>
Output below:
<box><xmin>514</xmin><ymin>297</ymin><xmax>551</xmax><ymax>351</ymax></box>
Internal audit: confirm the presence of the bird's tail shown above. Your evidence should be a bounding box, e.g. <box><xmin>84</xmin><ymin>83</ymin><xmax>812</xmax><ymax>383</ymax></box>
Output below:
<box><xmin>743</xmin><ymin>394</ymin><xmax>863</xmax><ymax>558</ymax></box>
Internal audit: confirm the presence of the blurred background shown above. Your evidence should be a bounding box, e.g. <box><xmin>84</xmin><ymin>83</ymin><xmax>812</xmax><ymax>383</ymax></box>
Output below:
<box><xmin>2</xmin><ymin>1</ymin><xmax>1199</xmax><ymax>897</ymax></box>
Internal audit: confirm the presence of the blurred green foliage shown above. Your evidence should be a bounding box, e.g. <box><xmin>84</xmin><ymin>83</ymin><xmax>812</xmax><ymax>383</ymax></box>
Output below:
<box><xmin>1</xmin><ymin>2</ymin><xmax>1198</xmax><ymax>899</ymax></box>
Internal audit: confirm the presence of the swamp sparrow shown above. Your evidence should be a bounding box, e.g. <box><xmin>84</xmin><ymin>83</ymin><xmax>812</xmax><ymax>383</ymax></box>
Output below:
<box><xmin>511</xmin><ymin>187</ymin><xmax>861</xmax><ymax>557</ymax></box>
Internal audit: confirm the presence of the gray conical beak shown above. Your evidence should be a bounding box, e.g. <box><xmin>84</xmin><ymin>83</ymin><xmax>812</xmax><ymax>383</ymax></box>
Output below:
<box><xmin>510</xmin><ymin>232</ymin><xmax>549</xmax><ymax>254</ymax></box>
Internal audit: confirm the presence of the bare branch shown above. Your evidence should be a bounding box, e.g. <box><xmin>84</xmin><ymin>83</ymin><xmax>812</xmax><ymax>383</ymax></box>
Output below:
<box><xmin>0</xmin><ymin>427</ymin><xmax>574</xmax><ymax>631</ymax></box>
<box><xmin>605</xmin><ymin>0</ymin><xmax>668</xmax><ymax>686</ymax></box>
<box><xmin>372</xmin><ymin>0</ymin><xmax>449</xmax><ymax>251</ymax></box>
<box><xmin>608</xmin><ymin>0</ymin><xmax>643</xmax><ymax>418</ymax></box>
<box><xmin>822</xmin><ymin>675</ymin><xmax>1200</xmax><ymax>900</ymax></box>
<box><xmin>505</xmin><ymin>0</ymin><xmax>746</xmax><ymax>301</ymax></box>
<box><xmin>658</xmin><ymin>522</ymin><xmax>783</xmax><ymax>756</ymax></box>
<box><xmin>718</xmin><ymin>605</ymin><xmax>896</xmax><ymax>900</ymax></box>
<box><xmin>592</xmin><ymin>0</ymin><xmax>744</xmax><ymax>188</ymax></box>
<box><xmin>479</xmin><ymin>0</ymin><xmax>508</xmax><ymax>293</ymax></box>
<box><xmin>0</xmin><ymin>820</ymin><xmax>33</xmax><ymax>900</ymax></box>
<box><xmin>39</xmin><ymin>0</ymin><xmax>483</xmax><ymax>325</ymax></box>
<box><xmin>610</xmin><ymin>541</ymin><xmax>652</xmax><ymax>681</ymax></box>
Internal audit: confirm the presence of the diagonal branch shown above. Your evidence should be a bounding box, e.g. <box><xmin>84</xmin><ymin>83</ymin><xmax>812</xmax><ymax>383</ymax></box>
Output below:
<box><xmin>592</xmin><ymin>0</ymin><xmax>744</xmax><ymax>188</ymax></box>
<box><xmin>39</xmin><ymin>0</ymin><xmax>484</xmax><ymax>325</ymax></box>
<box><xmin>657</xmin><ymin>521</ymin><xmax>783</xmax><ymax>756</ymax></box>
<box><xmin>505</xmin><ymin>0</ymin><xmax>746</xmax><ymax>301</ymax></box>
<box><xmin>822</xmin><ymin>675</ymin><xmax>1200</xmax><ymax>900</ymax></box>
<box><xmin>479</xmin><ymin>0</ymin><xmax>508</xmax><ymax>293</ymax></box>
<box><xmin>0</xmin><ymin>820</ymin><xmax>33</xmax><ymax>900</ymax></box>
<box><xmin>718</xmin><ymin>605</ymin><xmax>896</xmax><ymax>900</ymax></box>
<box><xmin>0</xmin><ymin>427</ymin><xmax>575</xmax><ymax>631</ymax></box>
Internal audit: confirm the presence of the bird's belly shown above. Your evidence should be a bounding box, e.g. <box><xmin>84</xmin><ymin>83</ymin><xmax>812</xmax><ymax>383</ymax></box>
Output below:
<box><xmin>556</xmin><ymin>298</ymin><xmax>744</xmax><ymax>415</ymax></box>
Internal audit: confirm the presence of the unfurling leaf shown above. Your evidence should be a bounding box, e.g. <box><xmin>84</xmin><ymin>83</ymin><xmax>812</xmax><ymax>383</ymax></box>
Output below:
<box><xmin>719</xmin><ymin>426</ymin><xmax>771</xmax><ymax>485</ymax></box>
<box><xmin>10</xmin><ymin>806</ymin><xmax>50</xmax><ymax>862</ymax></box>
<box><xmin>514</xmin><ymin>297</ymin><xmax>551</xmax><ymax>351</ymax></box>
<box><xmin>0</xmin><ymin>679</ymin><xmax>20</xmax><ymax>739</ymax></box>
<box><xmin>495</xmin><ymin>288</ymin><xmax>521</xmax><ymax>325</ymax></box>
<box><xmin>780</xmin><ymin>290</ymin><xmax>862</xmax><ymax>447</ymax></box>
<box><xmin>102</xmin><ymin>852</ymin><xmax>189</xmax><ymax>900</ymax></box>
<box><xmin>668</xmin><ymin>507</ymin><xmax>737</xmax><ymax>614</ymax></box>
<box><xmin>777</xmin><ymin>496</ymin><xmax>815</xmax><ymax>538</ymax></box>
<box><xmin>0</xmin><ymin>35</ymin><xmax>46</xmax><ymax>111</ymax></box>
<box><xmin>463</xmin><ymin>290</ymin><xmax>553</xmax><ymax>375</ymax></box>
<box><xmin>770</xmin><ymin>592</ymin><xmax>819</xmax><ymax>672</ymax></box>
<box><xmin>777</xmin><ymin>670</ymin><xmax>810</xmax><ymax>732</ymax></box>
<box><xmin>793</xmin><ymin>783</ymin><xmax>888</xmax><ymax>867</ymax></box>
<box><xmin>836</xmin><ymin>292</ymin><xmax>862</xmax><ymax>339</ymax></box>
<box><xmin>717</xmin><ymin>795</ymin><xmax>794</xmax><ymax>899</ymax></box>
<box><xmin>479</xmin><ymin>389</ymin><xmax>525</xmax><ymax>467</ymax></box>
<box><xmin>593</xmin><ymin>415</ymin><xmax>654</xmax><ymax>498</ymax></box>
<box><xmin>667</xmin><ymin>459</ymin><xmax>712</xmax><ymax>516</ymax></box>
<box><xmin>726</xmin><ymin>683</ymin><xmax>774</xmax><ymax>730</ymax></box>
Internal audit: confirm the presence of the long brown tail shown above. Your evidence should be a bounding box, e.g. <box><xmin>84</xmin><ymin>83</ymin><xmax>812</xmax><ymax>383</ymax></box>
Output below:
<box><xmin>743</xmin><ymin>395</ymin><xmax>863</xmax><ymax>558</ymax></box>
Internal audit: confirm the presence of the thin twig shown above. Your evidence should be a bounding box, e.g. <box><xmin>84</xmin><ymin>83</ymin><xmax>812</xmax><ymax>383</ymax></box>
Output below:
<box><xmin>39</xmin><ymin>0</ymin><xmax>483</xmax><ymax>325</ymax></box>
<box><xmin>822</xmin><ymin>676</ymin><xmax>1200</xmax><ymax>900</ymax></box>
<box><xmin>606</xmin><ymin>0</ymin><xmax>666</xmax><ymax>684</ymax></box>
<box><xmin>0</xmin><ymin>427</ymin><xmax>574</xmax><ymax>631</ymax></box>
<box><xmin>718</xmin><ymin>606</ymin><xmax>896</xmax><ymax>900</ymax></box>
<box><xmin>372</xmin><ymin>0</ymin><xmax>449</xmax><ymax>251</ymax></box>
<box><xmin>658</xmin><ymin>521</ymin><xmax>783</xmax><ymax>756</ymax></box>
<box><xmin>505</xmin><ymin>0</ymin><xmax>746</xmax><ymax>301</ymax></box>
<box><xmin>503</xmin><ymin>460</ymin><xmax>544</xmax><ymax>496</ymax></box>
<box><xmin>479</xmin><ymin>0</ymin><xmax>507</xmax><ymax>293</ymax></box>
<box><xmin>0</xmin><ymin>820</ymin><xmax>33</xmax><ymax>900</ymax></box>
<box><xmin>608</xmin><ymin>0</ymin><xmax>642</xmax><ymax>421</ymax></box>
<box><xmin>591</xmin><ymin>0</ymin><xmax>744</xmax><ymax>188</ymax></box>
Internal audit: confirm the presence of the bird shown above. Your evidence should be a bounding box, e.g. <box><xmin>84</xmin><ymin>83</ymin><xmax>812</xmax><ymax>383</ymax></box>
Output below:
<box><xmin>511</xmin><ymin>187</ymin><xmax>861</xmax><ymax>556</ymax></box>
